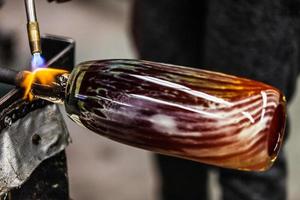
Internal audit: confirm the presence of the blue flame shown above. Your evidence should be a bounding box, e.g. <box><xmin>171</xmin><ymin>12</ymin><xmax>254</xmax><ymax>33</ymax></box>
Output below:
<box><xmin>31</xmin><ymin>53</ymin><xmax>46</xmax><ymax>70</ymax></box>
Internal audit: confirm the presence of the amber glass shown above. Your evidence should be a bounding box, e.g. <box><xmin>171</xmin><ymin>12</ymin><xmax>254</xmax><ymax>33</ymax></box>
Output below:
<box><xmin>60</xmin><ymin>59</ymin><xmax>286</xmax><ymax>171</ymax></box>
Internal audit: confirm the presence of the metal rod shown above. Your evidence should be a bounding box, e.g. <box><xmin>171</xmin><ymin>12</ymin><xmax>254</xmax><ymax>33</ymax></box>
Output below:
<box><xmin>24</xmin><ymin>0</ymin><xmax>37</xmax><ymax>22</ymax></box>
<box><xmin>0</xmin><ymin>67</ymin><xmax>19</xmax><ymax>86</ymax></box>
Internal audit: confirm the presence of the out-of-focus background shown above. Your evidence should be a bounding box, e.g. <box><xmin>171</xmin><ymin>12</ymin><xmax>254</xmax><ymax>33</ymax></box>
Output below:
<box><xmin>0</xmin><ymin>0</ymin><xmax>300</xmax><ymax>199</ymax></box>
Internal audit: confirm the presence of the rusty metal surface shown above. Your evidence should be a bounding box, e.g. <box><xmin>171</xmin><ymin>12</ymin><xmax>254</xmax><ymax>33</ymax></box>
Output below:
<box><xmin>0</xmin><ymin>104</ymin><xmax>70</xmax><ymax>195</ymax></box>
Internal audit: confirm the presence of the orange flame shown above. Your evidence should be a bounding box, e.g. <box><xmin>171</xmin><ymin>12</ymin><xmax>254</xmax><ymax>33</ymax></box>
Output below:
<box><xmin>21</xmin><ymin>68</ymin><xmax>68</xmax><ymax>100</ymax></box>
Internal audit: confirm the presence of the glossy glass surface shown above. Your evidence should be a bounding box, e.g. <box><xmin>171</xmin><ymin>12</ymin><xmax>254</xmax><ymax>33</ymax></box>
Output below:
<box><xmin>65</xmin><ymin>59</ymin><xmax>286</xmax><ymax>171</ymax></box>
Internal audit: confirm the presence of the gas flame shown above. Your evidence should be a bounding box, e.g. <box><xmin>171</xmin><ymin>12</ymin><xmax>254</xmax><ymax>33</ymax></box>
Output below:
<box><xmin>21</xmin><ymin>68</ymin><xmax>68</xmax><ymax>100</ymax></box>
<box><xmin>31</xmin><ymin>53</ymin><xmax>46</xmax><ymax>70</ymax></box>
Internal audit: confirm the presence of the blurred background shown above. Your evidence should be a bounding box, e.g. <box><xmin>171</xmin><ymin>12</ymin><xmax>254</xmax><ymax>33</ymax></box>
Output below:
<box><xmin>0</xmin><ymin>0</ymin><xmax>300</xmax><ymax>199</ymax></box>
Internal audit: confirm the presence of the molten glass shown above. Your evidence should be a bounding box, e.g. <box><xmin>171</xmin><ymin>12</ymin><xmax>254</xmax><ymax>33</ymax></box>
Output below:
<box><xmin>21</xmin><ymin>68</ymin><xmax>68</xmax><ymax>101</ymax></box>
<box><xmin>21</xmin><ymin>59</ymin><xmax>286</xmax><ymax>171</ymax></box>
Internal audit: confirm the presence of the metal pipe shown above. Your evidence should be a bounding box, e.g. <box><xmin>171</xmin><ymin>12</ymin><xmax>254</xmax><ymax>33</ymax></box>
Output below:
<box><xmin>0</xmin><ymin>67</ymin><xmax>20</xmax><ymax>86</ymax></box>
<box><xmin>24</xmin><ymin>0</ymin><xmax>37</xmax><ymax>22</ymax></box>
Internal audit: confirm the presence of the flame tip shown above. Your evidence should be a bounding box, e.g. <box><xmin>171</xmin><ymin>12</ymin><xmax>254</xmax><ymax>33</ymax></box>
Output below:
<box><xmin>31</xmin><ymin>53</ymin><xmax>46</xmax><ymax>70</ymax></box>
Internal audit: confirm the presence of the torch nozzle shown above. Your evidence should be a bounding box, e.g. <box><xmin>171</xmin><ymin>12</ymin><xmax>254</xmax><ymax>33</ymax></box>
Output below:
<box><xmin>25</xmin><ymin>0</ymin><xmax>42</xmax><ymax>55</ymax></box>
<box><xmin>27</xmin><ymin>22</ymin><xmax>42</xmax><ymax>54</ymax></box>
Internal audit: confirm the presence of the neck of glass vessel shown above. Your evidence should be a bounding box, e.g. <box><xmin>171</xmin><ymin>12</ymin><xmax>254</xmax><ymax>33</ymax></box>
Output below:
<box><xmin>31</xmin><ymin>73</ymin><xmax>69</xmax><ymax>104</ymax></box>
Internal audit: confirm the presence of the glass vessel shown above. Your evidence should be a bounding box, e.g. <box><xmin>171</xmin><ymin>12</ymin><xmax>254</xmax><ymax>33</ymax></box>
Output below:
<box><xmin>28</xmin><ymin>59</ymin><xmax>286</xmax><ymax>171</ymax></box>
